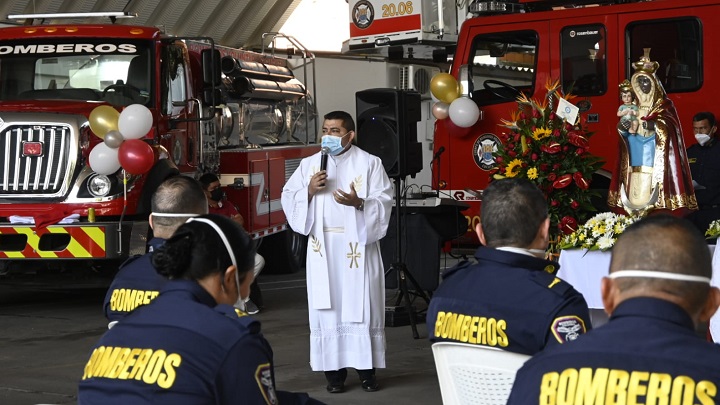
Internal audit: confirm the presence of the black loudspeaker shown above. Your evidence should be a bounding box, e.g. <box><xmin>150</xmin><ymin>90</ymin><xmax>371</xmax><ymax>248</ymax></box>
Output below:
<box><xmin>356</xmin><ymin>88</ymin><xmax>422</xmax><ymax>178</ymax></box>
<box><xmin>381</xmin><ymin>207</ymin><xmax>467</xmax><ymax>291</ymax></box>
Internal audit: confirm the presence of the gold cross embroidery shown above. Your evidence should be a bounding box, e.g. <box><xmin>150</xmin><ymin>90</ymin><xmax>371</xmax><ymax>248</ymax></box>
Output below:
<box><xmin>311</xmin><ymin>235</ymin><xmax>323</xmax><ymax>257</ymax></box>
<box><xmin>346</xmin><ymin>242</ymin><xmax>361</xmax><ymax>268</ymax></box>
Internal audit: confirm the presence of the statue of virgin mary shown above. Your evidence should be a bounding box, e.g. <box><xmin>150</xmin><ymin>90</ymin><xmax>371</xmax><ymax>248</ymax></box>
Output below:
<box><xmin>607</xmin><ymin>49</ymin><xmax>697</xmax><ymax>215</ymax></box>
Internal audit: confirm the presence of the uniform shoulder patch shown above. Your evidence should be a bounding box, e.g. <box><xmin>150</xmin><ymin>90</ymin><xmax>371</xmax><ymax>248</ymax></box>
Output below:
<box><xmin>529</xmin><ymin>272</ymin><xmax>572</xmax><ymax>296</ymax></box>
<box><xmin>255</xmin><ymin>363</ymin><xmax>278</xmax><ymax>405</ymax></box>
<box><xmin>215</xmin><ymin>304</ymin><xmax>261</xmax><ymax>334</ymax></box>
<box><xmin>551</xmin><ymin>315</ymin><xmax>587</xmax><ymax>343</ymax></box>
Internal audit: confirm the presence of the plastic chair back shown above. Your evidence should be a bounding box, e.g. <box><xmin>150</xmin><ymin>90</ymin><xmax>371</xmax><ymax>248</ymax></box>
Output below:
<box><xmin>431</xmin><ymin>342</ymin><xmax>530</xmax><ymax>405</ymax></box>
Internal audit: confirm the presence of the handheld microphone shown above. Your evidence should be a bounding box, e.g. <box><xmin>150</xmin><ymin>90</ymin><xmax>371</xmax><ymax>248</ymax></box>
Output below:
<box><xmin>320</xmin><ymin>147</ymin><xmax>329</xmax><ymax>172</ymax></box>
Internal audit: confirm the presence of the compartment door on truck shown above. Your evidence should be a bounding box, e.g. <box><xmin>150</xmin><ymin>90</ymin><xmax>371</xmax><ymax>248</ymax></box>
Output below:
<box><xmin>446</xmin><ymin>21</ymin><xmax>549</xmax><ymax>227</ymax></box>
<box><xmin>160</xmin><ymin>42</ymin><xmax>200</xmax><ymax>171</ymax></box>
<box><xmin>549</xmin><ymin>15</ymin><xmax>619</xmax><ymax>175</ymax></box>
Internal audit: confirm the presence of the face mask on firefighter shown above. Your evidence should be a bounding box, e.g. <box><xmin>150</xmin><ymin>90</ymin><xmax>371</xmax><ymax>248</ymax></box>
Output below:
<box><xmin>321</xmin><ymin>133</ymin><xmax>351</xmax><ymax>155</ymax></box>
<box><xmin>695</xmin><ymin>133</ymin><xmax>712</xmax><ymax>146</ymax></box>
<box><xmin>210</xmin><ymin>188</ymin><xmax>224</xmax><ymax>202</ymax></box>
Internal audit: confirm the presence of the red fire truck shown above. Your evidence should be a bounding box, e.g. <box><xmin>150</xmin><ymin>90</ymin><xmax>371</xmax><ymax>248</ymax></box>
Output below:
<box><xmin>430</xmin><ymin>0</ymin><xmax>720</xmax><ymax>244</ymax></box>
<box><xmin>0</xmin><ymin>12</ymin><xmax>317</xmax><ymax>279</ymax></box>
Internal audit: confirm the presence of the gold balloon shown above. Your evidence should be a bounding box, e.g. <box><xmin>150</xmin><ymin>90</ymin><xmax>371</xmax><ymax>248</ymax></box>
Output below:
<box><xmin>430</xmin><ymin>73</ymin><xmax>461</xmax><ymax>104</ymax></box>
<box><xmin>89</xmin><ymin>105</ymin><xmax>120</xmax><ymax>139</ymax></box>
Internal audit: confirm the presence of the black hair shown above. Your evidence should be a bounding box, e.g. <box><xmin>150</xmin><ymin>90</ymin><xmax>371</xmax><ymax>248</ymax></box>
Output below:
<box><xmin>610</xmin><ymin>214</ymin><xmax>711</xmax><ymax>311</ymax></box>
<box><xmin>323</xmin><ymin>111</ymin><xmax>355</xmax><ymax>132</ymax></box>
<box><xmin>198</xmin><ymin>173</ymin><xmax>220</xmax><ymax>191</ymax></box>
<box><xmin>150</xmin><ymin>176</ymin><xmax>207</xmax><ymax>229</ymax></box>
<box><xmin>152</xmin><ymin>214</ymin><xmax>255</xmax><ymax>284</ymax></box>
<box><xmin>481</xmin><ymin>178</ymin><xmax>548</xmax><ymax>247</ymax></box>
<box><xmin>693</xmin><ymin>111</ymin><xmax>716</xmax><ymax>128</ymax></box>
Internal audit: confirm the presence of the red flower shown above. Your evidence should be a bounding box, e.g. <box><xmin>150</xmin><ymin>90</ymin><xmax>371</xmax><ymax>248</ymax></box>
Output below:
<box><xmin>496</xmin><ymin>157</ymin><xmax>504</xmax><ymax>164</ymax></box>
<box><xmin>570</xmin><ymin>200</ymin><xmax>579</xmax><ymax>210</ymax></box>
<box><xmin>553</xmin><ymin>174</ymin><xmax>572</xmax><ymax>189</ymax></box>
<box><xmin>531</xmin><ymin>153</ymin><xmax>539</xmax><ymax>161</ymax></box>
<box><xmin>553</xmin><ymin>163</ymin><xmax>561</xmax><ymax>170</ymax></box>
<box><xmin>567</xmin><ymin>131</ymin><xmax>590</xmax><ymax>148</ymax></box>
<box><xmin>559</xmin><ymin>216</ymin><xmax>578</xmax><ymax>234</ymax></box>
<box><xmin>551</xmin><ymin>200</ymin><xmax>559</xmax><ymax>207</ymax></box>
<box><xmin>539</xmin><ymin>163</ymin><xmax>549</xmax><ymax>171</ymax></box>
<box><xmin>573</xmin><ymin>172</ymin><xmax>590</xmax><ymax>189</ymax></box>
<box><xmin>533</xmin><ymin>109</ymin><xmax>541</xmax><ymax>119</ymax></box>
<box><xmin>563</xmin><ymin>145</ymin><xmax>570</xmax><ymax>152</ymax></box>
<box><xmin>576</xmin><ymin>148</ymin><xmax>585</xmax><ymax>155</ymax></box>
<box><xmin>540</xmin><ymin>143</ymin><xmax>561</xmax><ymax>154</ymax></box>
<box><xmin>547</xmin><ymin>173</ymin><xmax>557</xmax><ymax>182</ymax></box>
<box><xmin>553</xmin><ymin>129</ymin><xmax>561</xmax><ymax>138</ymax></box>
<box><xmin>508</xmin><ymin>150</ymin><xmax>517</xmax><ymax>157</ymax></box>
<box><xmin>549</xmin><ymin>112</ymin><xmax>556</xmax><ymax>120</ymax></box>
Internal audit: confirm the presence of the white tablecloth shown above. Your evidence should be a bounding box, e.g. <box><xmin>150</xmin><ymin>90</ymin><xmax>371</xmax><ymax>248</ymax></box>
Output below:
<box><xmin>558</xmin><ymin>246</ymin><xmax>719</xmax><ymax>342</ymax></box>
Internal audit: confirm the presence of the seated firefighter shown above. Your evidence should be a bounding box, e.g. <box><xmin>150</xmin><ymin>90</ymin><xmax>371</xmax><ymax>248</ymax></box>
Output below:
<box><xmin>507</xmin><ymin>215</ymin><xmax>720</xmax><ymax>404</ymax></box>
<box><xmin>426</xmin><ymin>178</ymin><xmax>592</xmax><ymax>355</ymax></box>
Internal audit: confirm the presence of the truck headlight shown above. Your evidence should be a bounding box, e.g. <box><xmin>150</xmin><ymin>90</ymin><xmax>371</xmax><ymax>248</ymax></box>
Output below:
<box><xmin>88</xmin><ymin>174</ymin><xmax>112</xmax><ymax>197</ymax></box>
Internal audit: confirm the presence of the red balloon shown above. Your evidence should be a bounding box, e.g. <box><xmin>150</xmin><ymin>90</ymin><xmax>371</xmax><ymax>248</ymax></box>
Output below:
<box><xmin>118</xmin><ymin>139</ymin><xmax>155</xmax><ymax>175</ymax></box>
<box><xmin>444</xmin><ymin>118</ymin><xmax>472</xmax><ymax>137</ymax></box>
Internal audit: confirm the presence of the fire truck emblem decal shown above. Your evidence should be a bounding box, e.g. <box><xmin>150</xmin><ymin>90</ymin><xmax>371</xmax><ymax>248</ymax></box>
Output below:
<box><xmin>352</xmin><ymin>1</ymin><xmax>374</xmax><ymax>29</ymax></box>
<box><xmin>473</xmin><ymin>133</ymin><xmax>500</xmax><ymax>171</ymax></box>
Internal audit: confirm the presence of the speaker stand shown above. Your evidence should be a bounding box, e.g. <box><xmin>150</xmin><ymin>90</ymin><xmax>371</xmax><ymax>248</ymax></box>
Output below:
<box><xmin>386</xmin><ymin>177</ymin><xmax>430</xmax><ymax>339</ymax></box>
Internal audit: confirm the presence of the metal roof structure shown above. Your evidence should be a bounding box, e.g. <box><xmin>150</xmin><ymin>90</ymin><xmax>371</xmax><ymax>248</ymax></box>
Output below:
<box><xmin>0</xmin><ymin>0</ymin><xmax>303</xmax><ymax>49</ymax></box>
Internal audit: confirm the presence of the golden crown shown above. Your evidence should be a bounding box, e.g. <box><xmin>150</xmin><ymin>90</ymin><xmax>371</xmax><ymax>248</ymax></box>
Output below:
<box><xmin>618</xmin><ymin>79</ymin><xmax>632</xmax><ymax>92</ymax></box>
<box><xmin>632</xmin><ymin>48</ymin><xmax>659</xmax><ymax>74</ymax></box>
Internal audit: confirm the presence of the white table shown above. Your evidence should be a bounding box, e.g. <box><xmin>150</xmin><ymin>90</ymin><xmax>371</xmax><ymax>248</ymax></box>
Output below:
<box><xmin>558</xmin><ymin>246</ymin><xmax>719</xmax><ymax>342</ymax></box>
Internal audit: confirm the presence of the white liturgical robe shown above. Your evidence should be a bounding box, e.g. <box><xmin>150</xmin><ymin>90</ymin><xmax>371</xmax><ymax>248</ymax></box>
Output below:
<box><xmin>281</xmin><ymin>145</ymin><xmax>393</xmax><ymax>371</ymax></box>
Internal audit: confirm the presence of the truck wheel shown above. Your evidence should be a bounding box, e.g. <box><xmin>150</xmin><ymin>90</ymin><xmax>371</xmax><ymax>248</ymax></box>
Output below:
<box><xmin>258</xmin><ymin>230</ymin><xmax>307</xmax><ymax>274</ymax></box>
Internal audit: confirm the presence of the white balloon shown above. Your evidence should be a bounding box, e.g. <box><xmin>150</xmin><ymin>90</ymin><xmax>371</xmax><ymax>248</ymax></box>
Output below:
<box><xmin>448</xmin><ymin>97</ymin><xmax>480</xmax><ymax>128</ymax></box>
<box><xmin>89</xmin><ymin>143</ymin><xmax>121</xmax><ymax>175</ymax></box>
<box><xmin>118</xmin><ymin>104</ymin><xmax>153</xmax><ymax>140</ymax></box>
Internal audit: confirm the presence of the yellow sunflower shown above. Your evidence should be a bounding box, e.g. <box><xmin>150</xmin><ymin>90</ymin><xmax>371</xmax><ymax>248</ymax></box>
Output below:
<box><xmin>532</xmin><ymin>127</ymin><xmax>552</xmax><ymax>141</ymax></box>
<box><xmin>505</xmin><ymin>159</ymin><xmax>523</xmax><ymax>178</ymax></box>
<box><xmin>527</xmin><ymin>167</ymin><xmax>538</xmax><ymax>180</ymax></box>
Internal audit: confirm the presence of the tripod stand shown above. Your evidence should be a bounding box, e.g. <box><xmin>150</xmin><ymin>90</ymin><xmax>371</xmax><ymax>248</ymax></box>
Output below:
<box><xmin>385</xmin><ymin>177</ymin><xmax>431</xmax><ymax>339</ymax></box>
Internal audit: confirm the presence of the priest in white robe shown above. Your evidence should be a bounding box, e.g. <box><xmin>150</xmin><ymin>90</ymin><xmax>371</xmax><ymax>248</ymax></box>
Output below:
<box><xmin>281</xmin><ymin>111</ymin><xmax>393</xmax><ymax>393</ymax></box>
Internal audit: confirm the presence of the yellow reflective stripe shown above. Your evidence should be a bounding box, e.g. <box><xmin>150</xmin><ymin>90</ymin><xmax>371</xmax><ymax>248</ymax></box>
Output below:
<box><xmin>14</xmin><ymin>227</ymin><xmax>58</xmax><ymax>258</ymax></box>
<box><xmin>81</xmin><ymin>227</ymin><xmax>106</xmax><ymax>251</ymax></box>
<box><xmin>47</xmin><ymin>227</ymin><xmax>91</xmax><ymax>257</ymax></box>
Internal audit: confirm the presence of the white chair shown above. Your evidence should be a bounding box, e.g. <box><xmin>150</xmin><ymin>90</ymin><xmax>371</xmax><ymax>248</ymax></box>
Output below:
<box><xmin>431</xmin><ymin>342</ymin><xmax>531</xmax><ymax>405</ymax></box>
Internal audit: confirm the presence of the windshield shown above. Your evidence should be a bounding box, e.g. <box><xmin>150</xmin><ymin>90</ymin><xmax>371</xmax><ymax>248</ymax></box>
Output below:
<box><xmin>0</xmin><ymin>39</ymin><xmax>152</xmax><ymax>107</ymax></box>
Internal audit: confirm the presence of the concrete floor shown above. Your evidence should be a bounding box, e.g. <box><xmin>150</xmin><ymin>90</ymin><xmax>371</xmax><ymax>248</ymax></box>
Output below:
<box><xmin>257</xmin><ymin>273</ymin><xmax>442</xmax><ymax>405</ymax></box>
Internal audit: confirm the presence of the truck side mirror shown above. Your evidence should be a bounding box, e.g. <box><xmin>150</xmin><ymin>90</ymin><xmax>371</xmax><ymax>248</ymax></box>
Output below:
<box><xmin>201</xmin><ymin>49</ymin><xmax>221</xmax><ymax>87</ymax></box>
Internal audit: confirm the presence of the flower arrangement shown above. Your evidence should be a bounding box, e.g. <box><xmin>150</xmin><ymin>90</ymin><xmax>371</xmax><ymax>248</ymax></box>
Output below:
<box><xmin>706</xmin><ymin>219</ymin><xmax>720</xmax><ymax>239</ymax></box>
<box><xmin>492</xmin><ymin>78</ymin><xmax>605</xmax><ymax>239</ymax></box>
<box><xmin>558</xmin><ymin>212</ymin><xmax>639</xmax><ymax>251</ymax></box>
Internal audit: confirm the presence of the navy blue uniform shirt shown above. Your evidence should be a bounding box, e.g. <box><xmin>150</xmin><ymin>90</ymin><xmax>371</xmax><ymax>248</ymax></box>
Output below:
<box><xmin>508</xmin><ymin>297</ymin><xmax>720</xmax><ymax>404</ymax></box>
<box><xmin>80</xmin><ymin>280</ymin><xmax>323</xmax><ymax>405</ymax></box>
<box><xmin>103</xmin><ymin>238</ymin><xmax>167</xmax><ymax>323</ymax></box>
<box><xmin>688</xmin><ymin>138</ymin><xmax>720</xmax><ymax>207</ymax></box>
<box><xmin>426</xmin><ymin>247</ymin><xmax>591</xmax><ymax>355</ymax></box>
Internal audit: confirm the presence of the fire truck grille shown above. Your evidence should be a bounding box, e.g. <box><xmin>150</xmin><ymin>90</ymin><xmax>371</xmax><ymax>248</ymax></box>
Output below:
<box><xmin>1</xmin><ymin>125</ymin><xmax>71</xmax><ymax>194</ymax></box>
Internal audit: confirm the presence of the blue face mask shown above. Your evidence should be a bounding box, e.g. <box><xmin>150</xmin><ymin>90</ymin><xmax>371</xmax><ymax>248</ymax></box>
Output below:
<box><xmin>321</xmin><ymin>133</ymin><xmax>350</xmax><ymax>155</ymax></box>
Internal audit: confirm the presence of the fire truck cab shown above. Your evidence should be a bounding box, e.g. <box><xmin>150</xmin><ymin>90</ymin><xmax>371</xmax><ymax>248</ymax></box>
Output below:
<box><xmin>432</xmin><ymin>0</ymin><xmax>720</xmax><ymax>244</ymax></box>
<box><xmin>0</xmin><ymin>13</ymin><xmax>317</xmax><ymax>279</ymax></box>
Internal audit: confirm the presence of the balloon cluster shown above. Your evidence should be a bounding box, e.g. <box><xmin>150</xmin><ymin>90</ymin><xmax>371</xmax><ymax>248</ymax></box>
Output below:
<box><xmin>88</xmin><ymin>104</ymin><xmax>155</xmax><ymax>175</ymax></box>
<box><xmin>430</xmin><ymin>73</ymin><xmax>480</xmax><ymax>135</ymax></box>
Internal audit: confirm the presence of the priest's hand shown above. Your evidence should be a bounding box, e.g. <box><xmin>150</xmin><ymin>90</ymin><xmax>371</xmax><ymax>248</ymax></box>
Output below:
<box><xmin>308</xmin><ymin>170</ymin><xmax>327</xmax><ymax>200</ymax></box>
<box><xmin>334</xmin><ymin>183</ymin><xmax>363</xmax><ymax>210</ymax></box>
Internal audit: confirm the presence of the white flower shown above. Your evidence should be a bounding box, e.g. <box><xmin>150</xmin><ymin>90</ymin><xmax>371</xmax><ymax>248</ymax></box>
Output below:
<box><xmin>596</xmin><ymin>235</ymin><xmax>615</xmax><ymax>250</ymax></box>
